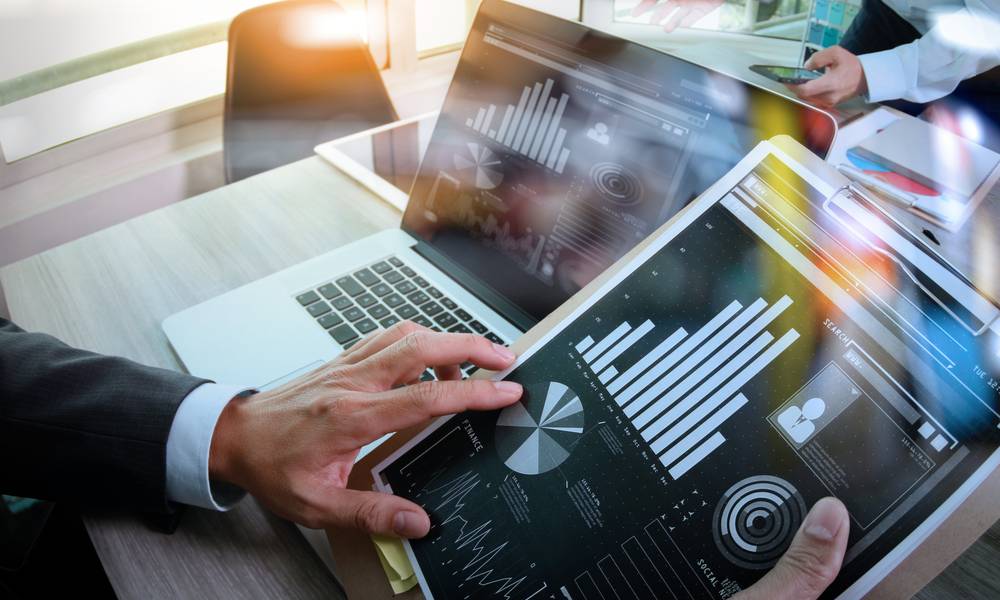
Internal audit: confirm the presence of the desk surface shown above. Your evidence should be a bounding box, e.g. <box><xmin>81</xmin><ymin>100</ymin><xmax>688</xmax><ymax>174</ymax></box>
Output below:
<box><xmin>1</xmin><ymin>155</ymin><xmax>997</xmax><ymax>599</ymax></box>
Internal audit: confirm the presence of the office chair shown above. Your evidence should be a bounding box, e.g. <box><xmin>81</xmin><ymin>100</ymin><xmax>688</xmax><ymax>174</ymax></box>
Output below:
<box><xmin>224</xmin><ymin>0</ymin><xmax>398</xmax><ymax>183</ymax></box>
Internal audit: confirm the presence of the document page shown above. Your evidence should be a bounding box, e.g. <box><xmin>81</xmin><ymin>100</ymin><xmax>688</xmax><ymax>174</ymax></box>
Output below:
<box><xmin>374</xmin><ymin>142</ymin><xmax>1000</xmax><ymax>599</ymax></box>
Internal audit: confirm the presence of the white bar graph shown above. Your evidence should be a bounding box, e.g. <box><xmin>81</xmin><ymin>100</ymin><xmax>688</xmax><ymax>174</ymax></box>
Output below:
<box><xmin>668</xmin><ymin>431</ymin><xmax>727</xmax><ymax>479</ymax></box>
<box><xmin>480</xmin><ymin>104</ymin><xmax>497</xmax><ymax>135</ymax></box>
<box><xmin>514</xmin><ymin>82</ymin><xmax>543</xmax><ymax>150</ymax></box>
<box><xmin>607</xmin><ymin>328</ymin><xmax>687</xmax><ymax>395</ymax></box>
<box><xmin>504</xmin><ymin>87</ymin><xmax>531</xmax><ymax>146</ymax></box>
<box><xmin>658</xmin><ymin>395</ymin><xmax>748</xmax><ymax>467</ymax></box>
<box><xmin>583</xmin><ymin>322</ymin><xmax>633</xmax><ymax>363</ymax></box>
<box><xmin>626</xmin><ymin>299</ymin><xmax>768</xmax><ymax>425</ymax></box>
<box><xmin>575</xmin><ymin>296</ymin><xmax>801</xmax><ymax>481</ymax></box>
<box><xmin>592</xmin><ymin>320</ymin><xmax>655</xmax><ymax>373</ymax></box>
<box><xmin>642</xmin><ymin>332</ymin><xmax>773</xmax><ymax>444</ymax></box>
<box><xmin>466</xmin><ymin>78</ymin><xmax>572</xmax><ymax>173</ymax></box>
<box><xmin>496</xmin><ymin>105</ymin><xmax>515</xmax><ymax>142</ymax></box>
<box><xmin>616</xmin><ymin>301</ymin><xmax>743</xmax><ymax>407</ymax></box>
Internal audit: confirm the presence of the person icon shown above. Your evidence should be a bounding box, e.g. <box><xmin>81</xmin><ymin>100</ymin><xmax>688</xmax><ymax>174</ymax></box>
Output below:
<box><xmin>587</xmin><ymin>122</ymin><xmax>611</xmax><ymax>145</ymax></box>
<box><xmin>777</xmin><ymin>397</ymin><xmax>827</xmax><ymax>444</ymax></box>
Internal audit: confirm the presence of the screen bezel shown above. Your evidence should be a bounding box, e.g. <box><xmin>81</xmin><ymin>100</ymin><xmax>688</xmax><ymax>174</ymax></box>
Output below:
<box><xmin>400</xmin><ymin>0</ymin><xmax>838</xmax><ymax>332</ymax></box>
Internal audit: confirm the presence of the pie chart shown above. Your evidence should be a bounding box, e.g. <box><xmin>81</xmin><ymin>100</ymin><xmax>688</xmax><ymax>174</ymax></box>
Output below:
<box><xmin>454</xmin><ymin>142</ymin><xmax>504</xmax><ymax>190</ymax></box>
<box><xmin>495</xmin><ymin>381</ymin><xmax>584</xmax><ymax>475</ymax></box>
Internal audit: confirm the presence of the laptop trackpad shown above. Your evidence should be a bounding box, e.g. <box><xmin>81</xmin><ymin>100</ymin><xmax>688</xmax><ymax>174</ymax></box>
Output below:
<box><xmin>260</xmin><ymin>360</ymin><xmax>325</xmax><ymax>391</ymax></box>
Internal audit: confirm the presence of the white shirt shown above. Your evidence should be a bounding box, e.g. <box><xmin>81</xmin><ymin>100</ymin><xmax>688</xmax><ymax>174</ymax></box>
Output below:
<box><xmin>858</xmin><ymin>0</ymin><xmax>1000</xmax><ymax>103</ymax></box>
<box><xmin>165</xmin><ymin>383</ymin><xmax>250</xmax><ymax>510</ymax></box>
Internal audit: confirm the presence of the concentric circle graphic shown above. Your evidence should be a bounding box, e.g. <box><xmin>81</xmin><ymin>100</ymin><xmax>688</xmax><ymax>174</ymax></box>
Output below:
<box><xmin>495</xmin><ymin>381</ymin><xmax>584</xmax><ymax>475</ymax></box>
<box><xmin>712</xmin><ymin>476</ymin><xmax>807</xmax><ymax>570</ymax></box>
<box><xmin>590</xmin><ymin>162</ymin><xmax>644</xmax><ymax>206</ymax></box>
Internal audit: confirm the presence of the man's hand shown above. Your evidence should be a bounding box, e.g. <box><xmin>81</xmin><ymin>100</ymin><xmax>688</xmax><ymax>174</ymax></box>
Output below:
<box><xmin>788</xmin><ymin>46</ymin><xmax>868</xmax><ymax>108</ymax></box>
<box><xmin>632</xmin><ymin>0</ymin><xmax>725</xmax><ymax>32</ymax></box>
<box><xmin>735</xmin><ymin>497</ymin><xmax>850</xmax><ymax>600</ymax></box>
<box><xmin>207</xmin><ymin>322</ymin><xmax>522</xmax><ymax>538</ymax></box>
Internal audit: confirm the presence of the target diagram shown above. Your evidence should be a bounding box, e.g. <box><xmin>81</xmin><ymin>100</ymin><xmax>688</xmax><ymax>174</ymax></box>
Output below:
<box><xmin>454</xmin><ymin>142</ymin><xmax>504</xmax><ymax>190</ymax></box>
<box><xmin>495</xmin><ymin>381</ymin><xmax>584</xmax><ymax>475</ymax></box>
<box><xmin>590</xmin><ymin>162</ymin><xmax>644</xmax><ymax>206</ymax></box>
<box><xmin>712</xmin><ymin>475</ymin><xmax>807</xmax><ymax>570</ymax></box>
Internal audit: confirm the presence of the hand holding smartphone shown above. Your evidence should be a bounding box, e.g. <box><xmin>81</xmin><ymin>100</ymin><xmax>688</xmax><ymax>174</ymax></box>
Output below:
<box><xmin>750</xmin><ymin>64</ymin><xmax>824</xmax><ymax>85</ymax></box>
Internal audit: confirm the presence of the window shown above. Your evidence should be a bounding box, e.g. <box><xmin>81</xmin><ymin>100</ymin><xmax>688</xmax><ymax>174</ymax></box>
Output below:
<box><xmin>587</xmin><ymin>0</ymin><xmax>809</xmax><ymax>40</ymax></box>
<box><xmin>0</xmin><ymin>0</ymin><xmax>375</xmax><ymax>163</ymax></box>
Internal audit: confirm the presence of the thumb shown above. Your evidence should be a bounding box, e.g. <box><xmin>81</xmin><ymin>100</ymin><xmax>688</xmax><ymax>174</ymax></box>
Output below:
<box><xmin>804</xmin><ymin>48</ymin><xmax>836</xmax><ymax>70</ymax></box>
<box><xmin>322</xmin><ymin>488</ymin><xmax>432</xmax><ymax>539</ymax></box>
<box><xmin>736</xmin><ymin>497</ymin><xmax>850</xmax><ymax>600</ymax></box>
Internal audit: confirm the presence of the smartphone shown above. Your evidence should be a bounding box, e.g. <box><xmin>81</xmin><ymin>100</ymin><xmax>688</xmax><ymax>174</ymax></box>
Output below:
<box><xmin>749</xmin><ymin>64</ymin><xmax>824</xmax><ymax>84</ymax></box>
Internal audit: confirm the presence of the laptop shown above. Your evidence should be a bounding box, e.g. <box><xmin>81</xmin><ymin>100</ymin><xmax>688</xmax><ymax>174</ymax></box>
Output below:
<box><xmin>163</xmin><ymin>0</ymin><xmax>836</xmax><ymax>572</ymax></box>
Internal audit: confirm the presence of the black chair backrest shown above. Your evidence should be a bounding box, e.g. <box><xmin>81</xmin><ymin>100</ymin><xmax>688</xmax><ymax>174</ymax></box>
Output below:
<box><xmin>224</xmin><ymin>0</ymin><xmax>398</xmax><ymax>183</ymax></box>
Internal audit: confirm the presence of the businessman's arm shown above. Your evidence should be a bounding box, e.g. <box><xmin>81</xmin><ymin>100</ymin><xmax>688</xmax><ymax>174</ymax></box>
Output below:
<box><xmin>0</xmin><ymin>318</ymin><xmax>208</xmax><ymax>514</ymax></box>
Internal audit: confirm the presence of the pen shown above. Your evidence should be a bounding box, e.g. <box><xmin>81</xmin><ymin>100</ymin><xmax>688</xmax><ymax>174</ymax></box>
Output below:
<box><xmin>836</xmin><ymin>164</ymin><xmax>960</xmax><ymax>223</ymax></box>
<box><xmin>836</xmin><ymin>163</ymin><xmax>917</xmax><ymax>208</ymax></box>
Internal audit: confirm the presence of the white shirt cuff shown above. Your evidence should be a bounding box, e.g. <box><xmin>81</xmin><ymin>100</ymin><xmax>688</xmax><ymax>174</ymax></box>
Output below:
<box><xmin>166</xmin><ymin>383</ymin><xmax>252</xmax><ymax>511</ymax></box>
<box><xmin>858</xmin><ymin>49</ymin><xmax>909</xmax><ymax>103</ymax></box>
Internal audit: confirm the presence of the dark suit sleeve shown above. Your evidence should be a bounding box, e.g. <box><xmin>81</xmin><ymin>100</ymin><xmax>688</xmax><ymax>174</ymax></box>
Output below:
<box><xmin>0</xmin><ymin>318</ymin><xmax>208</xmax><ymax>514</ymax></box>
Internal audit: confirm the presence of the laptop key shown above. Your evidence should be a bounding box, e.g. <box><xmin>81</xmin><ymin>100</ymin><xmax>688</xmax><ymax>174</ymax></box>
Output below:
<box><xmin>454</xmin><ymin>308</ymin><xmax>472</xmax><ymax>322</ymax></box>
<box><xmin>485</xmin><ymin>332</ymin><xmax>505</xmax><ymax>345</ymax></box>
<box><xmin>356</xmin><ymin>318</ymin><xmax>377</xmax><ymax>335</ymax></box>
<box><xmin>368</xmin><ymin>304</ymin><xmax>391</xmax><ymax>319</ymax></box>
<box><xmin>413</xmin><ymin>316</ymin><xmax>433</xmax><ymax>328</ymax></box>
<box><xmin>356</xmin><ymin>293</ymin><xmax>377</xmax><ymax>308</ymax></box>
<box><xmin>336</xmin><ymin>276</ymin><xmax>364</xmax><ymax>297</ymax></box>
<box><xmin>372</xmin><ymin>283</ymin><xmax>392</xmax><ymax>297</ymax></box>
<box><xmin>307</xmin><ymin>301</ymin><xmax>332</xmax><ymax>317</ymax></box>
<box><xmin>413</xmin><ymin>276</ymin><xmax>430</xmax><ymax>288</ymax></box>
<box><xmin>383</xmin><ymin>271</ymin><xmax>404</xmax><ymax>284</ymax></box>
<box><xmin>296</xmin><ymin>291</ymin><xmax>320</xmax><ymax>306</ymax></box>
<box><xmin>389</xmin><ymin>257</ymin><xmax>404</xmax><ymax>267</ymax></box>
<box><xmin>332</xmin><ymin>296</ymin><xmax>353</xmax><ymax>310</ymax></box>
<box><xmin>318</xmin><ymin>284</ymin><xmax>342</xmax><ymax>300</ymax></box>
<box><xmin>421</xmin><ymin>301</ymin><xmax>443</xmax><ymax>316</ymax></box>
<box><xmin>384</xmin><ymin>293</ymin><xmax>405</xmax><ymax>308</ymax></box>
<box><xmin>318</xmin><ymin>313</ymin><xmax>344</xmax><ymax>329</ymax></box>
<box><xmin>434</xmin><ymin>313</ymin><xmax>458</xmax><ymax>329</ymax></box>
<box><xmin>371</xmin><ymin>261</ymin><xmax>393</xmax><ymax>274</ymax></box>
<box><xmin>354</xmin><ymin>268</ymin><xmax>379</xmax><ymax>287</ymax></box>
<box><xmin>441</xmin><ymin>298</ymin><xmax>458</xmax><ymax>310</ymax></box>
<box><xmin>395</xmin><ymin>281</ymin><xmax>417</xmax><ymax>295</ymax></box>
<box><xmin>397</xmin><ymin>304</ymin><xmax>419</xmax><ymax>320</ymax></box>
<box><xmin>420</xmin><ymin>370</ymin><xmax>436</xmax><ymax>382</ymax></box>
<box><xmin>469</xmin><ymin>320</ymin><xmax>488</xmax><ymax>334</ymax></box>
<box><xmin>344</xmin><ymin>307</ymin><xmax>365</xmax><ymax>322</ymax></box>
<box><xmin>401</xmin><ymin>266</ymin><xmax>416</xmax><ymax>278</ymax></box>
<box><xmin>330</xmin><ymin>325</ymin><xmax>358</xmax><ymax>344</ymax></box>
<box><xmin>448</xmin><ymin>324</ymin><xmax>471</xmax><ymax>334</ymax></box>
<box><xmin>380</xmin><ymin>316</ymin><xmax>401</xmax><ymax>328</ymax></box>
<box><xmin>427</xmin><ymin>286</ymin><xmax>443</xmax><ymax>299</ymax></box>
<box><xmin>407</xmin><ymin>291</ymin><xmax>430</xmax><ymax>306</ymax></box>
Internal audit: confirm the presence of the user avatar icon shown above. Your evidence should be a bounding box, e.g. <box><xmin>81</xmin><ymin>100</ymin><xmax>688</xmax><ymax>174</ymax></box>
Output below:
<box><xmin>587</xmin><ymin>122</ymin><xmax>611</xmax><ymax>145</ymax></box>
<box><xmin>777</xmin><ymin>397</ymin><xmax>827</xmax><ymax>444</ymax></box>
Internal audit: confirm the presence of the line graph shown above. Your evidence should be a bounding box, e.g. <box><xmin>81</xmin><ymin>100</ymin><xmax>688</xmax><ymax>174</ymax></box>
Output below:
<box><xmin>421</xmin><ymin>471</ymin><xmax>548</xmax><ymax>599</ymax></box>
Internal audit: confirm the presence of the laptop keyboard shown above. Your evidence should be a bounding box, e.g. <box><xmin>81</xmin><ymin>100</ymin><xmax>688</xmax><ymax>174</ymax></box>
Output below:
<box><xmin>295</xmin><ymin>255</ymin><xmax>508</xmax><ymax>380</ymax></box>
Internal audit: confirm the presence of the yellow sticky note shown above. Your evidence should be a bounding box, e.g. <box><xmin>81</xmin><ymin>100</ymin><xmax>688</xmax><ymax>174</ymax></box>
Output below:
<box><xmin>372</xmin><ymin>534</ymin><xmax>418</xmax><ymax>594</ymax></box>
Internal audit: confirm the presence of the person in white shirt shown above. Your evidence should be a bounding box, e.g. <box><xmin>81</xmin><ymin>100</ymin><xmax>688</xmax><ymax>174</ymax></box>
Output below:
<box><xmin>632</xmin><ymin>0</ymin><xmax>1000</xmax><ymax>118</ymax></box>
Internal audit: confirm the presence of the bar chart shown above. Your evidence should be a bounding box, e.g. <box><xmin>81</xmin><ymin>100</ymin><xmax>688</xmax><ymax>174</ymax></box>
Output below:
<box><xmin>575</xmin><ymin>297</ymin><xmax>800</xmax><ymax>480</ymax></box>
<box><xmin>464</xmin><ymin>77</ymin><xmax>573</xmax><ymax>174</ymax></box>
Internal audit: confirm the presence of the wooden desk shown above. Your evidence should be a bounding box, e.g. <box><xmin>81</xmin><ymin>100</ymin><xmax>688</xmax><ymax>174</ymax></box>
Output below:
<box><xmin>1</xmin><ymin>154</ymin><xmax>997</xmax><ymax>598</ymax></box>
<box><xmin>0</xmin><ymin>156</ymin><xmax>397</xmax><ymax>599</ymax></box>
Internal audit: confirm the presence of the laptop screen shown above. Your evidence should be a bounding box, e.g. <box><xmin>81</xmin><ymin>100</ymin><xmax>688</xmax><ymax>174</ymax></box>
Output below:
<box><xmin>401</xmin><ymin>0</ymin><xmax>836</xmax><ymax>324</ymax></box>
